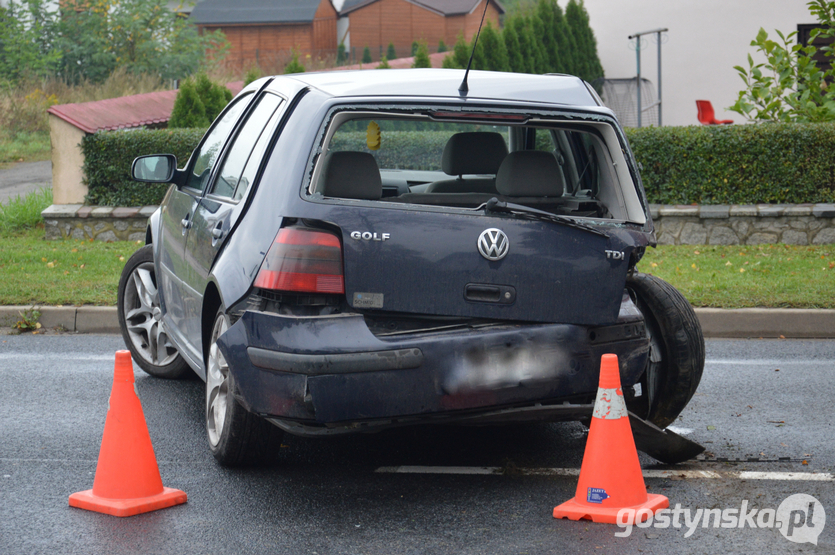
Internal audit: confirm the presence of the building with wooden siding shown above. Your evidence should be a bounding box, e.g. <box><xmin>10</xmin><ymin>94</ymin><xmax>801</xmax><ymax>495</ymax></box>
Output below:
<box><xmin>190</xmin><ymin>0</ymin><xmax>338</xmax><ymax>69</ymax></box>
<box><xmin>338</xmin><ymin>0</ymin><xmax>504</xmax><ymax>60</ymax></box>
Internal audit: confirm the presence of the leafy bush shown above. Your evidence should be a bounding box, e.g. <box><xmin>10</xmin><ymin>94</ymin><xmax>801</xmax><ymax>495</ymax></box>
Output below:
<box><xmin>626</xmin><ymin>123</ymin><xmax>835</xmax><ymax>205</ymax></box>
<box><xmin>83</xmin><ymin>128</ymin><xmax>205</xmax><ymax>206</ymax></box>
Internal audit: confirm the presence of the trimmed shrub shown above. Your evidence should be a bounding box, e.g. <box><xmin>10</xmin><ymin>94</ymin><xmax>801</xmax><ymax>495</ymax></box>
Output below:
<box><xmin>625</xmin><ymin>123</ymin><xmax>835</xmax><ymax>205</ymax></box>
<box><xmin>362</xmin><ymin>46</ymin><xmax>372</xmax><ymax>64</ymax></box>
<box><xmin>83</xmin><ymin>128</ymin><xmax>205</xmax><ymax>206</ymax></box>
<box><xmin>386</xmin><ymin>42</ymin><xmax>397</xmax><ymax>60</ymax></box>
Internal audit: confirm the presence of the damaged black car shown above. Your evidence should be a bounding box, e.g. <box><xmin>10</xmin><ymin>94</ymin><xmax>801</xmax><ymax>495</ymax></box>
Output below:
<box><xmin>118</xmin><ymin>69</ymin><xmax>704</xmax><ymax>466</ymax></box>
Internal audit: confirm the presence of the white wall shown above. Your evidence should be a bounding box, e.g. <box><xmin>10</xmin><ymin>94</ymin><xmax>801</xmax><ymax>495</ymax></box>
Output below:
<box><xmin>584</xmin><ymin>0</ymin><xmax>812</xmax><ymax>126</ymax></box>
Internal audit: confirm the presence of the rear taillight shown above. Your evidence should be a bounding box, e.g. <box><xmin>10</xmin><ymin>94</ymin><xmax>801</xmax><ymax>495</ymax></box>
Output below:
<box><xmin>253</xmin><ymin>227</ymin><xmax>344</xmax><ymax>294</ymax></box>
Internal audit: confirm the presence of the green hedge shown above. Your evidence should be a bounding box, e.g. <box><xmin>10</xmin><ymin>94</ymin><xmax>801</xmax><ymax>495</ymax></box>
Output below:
<box><xmin>330</xmin><ymin>131</ymin><xmax>448</xmax><ymax>171</ymax></box>
<box><xmin>82</xmin><ymin>128</ymin><xmax>205</xmax><ymax>206</ymax></box>
<box><xmin>625</xmin><ymin>123</ymin><xmax>835</xmax><ymax>205</ymax></box>
<box><xmin>81</xmin><ymin>123</ymin><xmax>835</xmax><ymax>207</ymax></box>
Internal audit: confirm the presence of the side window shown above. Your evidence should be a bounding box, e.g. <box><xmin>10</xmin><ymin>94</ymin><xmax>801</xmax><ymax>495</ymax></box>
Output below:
<box><xmin>184</xmin><ymin>93</ymin><xmax>252</xmax><ymax>192</ymax></box>
<box><xmin>210</xmin><ymin>93</ymin><xmax>284</xmax><ymax>199</ymax></box>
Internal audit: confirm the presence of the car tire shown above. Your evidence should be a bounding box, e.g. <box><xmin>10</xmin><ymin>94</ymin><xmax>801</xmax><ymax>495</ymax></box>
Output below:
<box><xmin>625</xmin><ymin>272</ymin><xmax>705</xmax><ymax>429</ymax></box>
<box><xmin>117</xmin><ymin>244</ymin><xmax>191</xmax><ymax>379</ymax></box>
<box><xmin>205</xmin><ymin>309</ymin><xmax>284</xmax><ymax>466</ymax></box>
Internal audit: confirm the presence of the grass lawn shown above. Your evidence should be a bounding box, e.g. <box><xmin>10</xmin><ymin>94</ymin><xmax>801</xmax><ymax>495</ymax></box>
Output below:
<box><xmin>0</xmin><ymin>228</ymin><xmax>141</xmax><ymax>306</ymax></box>
<box><xmin>0</xmin><ymin>229</ymin><xmax>832</xmax><ymax>308</ymax></box>
<box><xmin>0</xmin><ymin>130</ymin><xmax>51</xmax><ymax>165</ymax></box>
<box><xmin>637</xmin><ymin>244</ymin><xmax>835</xmax><ymax>309</ymax></box>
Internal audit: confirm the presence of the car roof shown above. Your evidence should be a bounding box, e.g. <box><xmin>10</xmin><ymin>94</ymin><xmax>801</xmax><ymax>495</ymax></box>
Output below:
<box><xmin>272</xmin><ymin>69</ymin><xmax>601</xmax><ymax>109</ymax></box>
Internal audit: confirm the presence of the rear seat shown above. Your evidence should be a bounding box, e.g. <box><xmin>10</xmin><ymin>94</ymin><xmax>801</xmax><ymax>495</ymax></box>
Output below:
<box><xmin>425</xmin><ymin>132</ymin><xmax>508</xmax><ymax>194</ymax></box>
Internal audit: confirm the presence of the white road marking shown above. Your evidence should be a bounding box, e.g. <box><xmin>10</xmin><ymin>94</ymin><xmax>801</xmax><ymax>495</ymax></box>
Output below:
<box><xmin>375</xmin><ymin>466</ymin><xmax>834</xmax><ymax>481</ymax></box>
<box><xmin>376</xmin><ymin>466</ymin><xmax>500</xmax><ymax>475</ymax></box>
<box><xmin>706</xmin><ymin>359</ymin><xmax>834</xmax><ymax>365</ymax></box>
<box><xmin>737</xmin><ymin>471</ymin><xmax>834</xmax><ymax>481</ymax></box>
<box><xmin>0</xmin><ymin>353</ymin><xmax>115</xmax><ymax>361</ymax></box>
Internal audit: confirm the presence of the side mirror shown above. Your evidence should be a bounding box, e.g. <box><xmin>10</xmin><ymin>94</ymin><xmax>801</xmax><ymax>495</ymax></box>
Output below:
<box><xmin>132</xmin><ymin>154</ymin><xmax>178</xmax><ymax>183</ymax></box>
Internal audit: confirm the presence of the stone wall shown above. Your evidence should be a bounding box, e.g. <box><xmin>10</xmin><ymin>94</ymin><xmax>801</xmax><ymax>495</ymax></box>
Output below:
<box><xmin>650</xmin><ymin>204</ymin><xmax>835</xmax><ymax>245</ymax></box>
<box><xmin>40</xmin><ymin>203</ymin><xmax>835</xmax><ymax>244</ymax></box>
<box><xmin>42</xmin><ymin>204</ymin><xmax>157</xmax><ymax>242</ymax></box>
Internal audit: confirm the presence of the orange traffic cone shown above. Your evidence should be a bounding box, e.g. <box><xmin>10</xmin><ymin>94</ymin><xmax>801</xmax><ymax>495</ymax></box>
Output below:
<box><xmin>553</xmin><ymin>353</ymin><xmax>668</xmax><ymax>523</ymax></box>
<box><xmin>69</xmin><ymin>350</ymin><xmax>187</xmax><ymax>517</ymax></box>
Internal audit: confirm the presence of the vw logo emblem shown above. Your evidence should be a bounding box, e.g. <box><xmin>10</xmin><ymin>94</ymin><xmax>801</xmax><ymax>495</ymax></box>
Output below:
<box><xmin>477</xmin><ymin>228</ymin><xmax>509</xmax><ymax>261</ymax></box>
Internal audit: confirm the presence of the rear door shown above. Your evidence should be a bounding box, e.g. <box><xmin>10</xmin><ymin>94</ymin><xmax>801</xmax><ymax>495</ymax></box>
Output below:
<box><xmin>160</xmin><ymin>94</ymin><xmax>252</xmax><ymax>363</ymax></box>
<box><xmin>184</xmin><ymin>93</ymin><xmax>286</xmax><ymax>347</ymax></box>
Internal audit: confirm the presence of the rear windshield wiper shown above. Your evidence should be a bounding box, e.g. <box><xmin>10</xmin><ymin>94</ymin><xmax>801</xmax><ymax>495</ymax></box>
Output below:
<box><xmin>476</xmin><ymin>197</ymin><xmax>609</xmax><ymax>238</ymax></box>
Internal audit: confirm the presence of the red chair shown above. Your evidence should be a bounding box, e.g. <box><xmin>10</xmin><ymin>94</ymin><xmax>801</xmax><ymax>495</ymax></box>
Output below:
<box><xmin>696</xmin><ymin>100</ymin><xmax>733</xmax><ymax>125</ymax></box>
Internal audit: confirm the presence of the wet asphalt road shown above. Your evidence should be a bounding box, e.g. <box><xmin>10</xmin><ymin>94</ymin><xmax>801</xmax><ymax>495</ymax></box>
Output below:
<box><xmin>1</xmin><ymin>335</ymin><xmax>832</xmax><ymax>554</ymax></box>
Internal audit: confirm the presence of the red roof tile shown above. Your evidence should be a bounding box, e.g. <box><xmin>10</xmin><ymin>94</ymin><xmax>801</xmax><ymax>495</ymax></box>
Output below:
<box><xmin>47</xmin><ymin>82</ymin><xmax>245</xmax><ymax>134</ymax></box>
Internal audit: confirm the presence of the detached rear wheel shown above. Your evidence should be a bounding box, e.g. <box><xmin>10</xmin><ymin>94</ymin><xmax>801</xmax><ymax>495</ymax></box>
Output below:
<box><xmin>117</xmin><ymin>244</ymin><xmax>190</xmax><ymax>379</ymax></box>
<box><xmin>206</xmin><ymin>309</ymin><xmax>283</xmax><ymax>466</ymax></box>
<box><xmin>626</xmin><ymin>272</ymin><xmax>705</xmax><ymax>428</ymax></box>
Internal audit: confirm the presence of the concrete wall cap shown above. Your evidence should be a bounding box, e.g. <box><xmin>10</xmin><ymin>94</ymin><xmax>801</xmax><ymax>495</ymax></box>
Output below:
<box><xmin>41</xmin><ymin>204</ymin><xmax>83</xmax><ymax>218</ymax></box>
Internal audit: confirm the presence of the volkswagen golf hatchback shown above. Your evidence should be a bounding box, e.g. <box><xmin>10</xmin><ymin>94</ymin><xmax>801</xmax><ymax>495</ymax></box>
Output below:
<box><xmin>119</xmin><ymin>69</ymin><xmax>704</xmax><ymax>466</ymax></box>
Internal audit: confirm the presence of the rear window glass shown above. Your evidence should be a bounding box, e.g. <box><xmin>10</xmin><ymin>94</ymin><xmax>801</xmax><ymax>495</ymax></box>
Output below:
<box><xmin>310</xmin><ymin>112</ymin><xmax>630</xmax><ymax>221</ymax></box>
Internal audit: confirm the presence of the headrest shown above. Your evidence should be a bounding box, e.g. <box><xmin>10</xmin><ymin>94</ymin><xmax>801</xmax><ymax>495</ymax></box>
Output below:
<box><xmin>442</xmin><ymin>132</ymin><xmax>508</xmax><ymax>176</ymax></box>
<box><xmin>495</xmin><ymin>151</ymin><xmax>565</xmax><ymax>197</ymax></box>
<box><xmin>320</xmin><ymin>151</ymin><xmax>382</xmax><ymax>200</ymax></box>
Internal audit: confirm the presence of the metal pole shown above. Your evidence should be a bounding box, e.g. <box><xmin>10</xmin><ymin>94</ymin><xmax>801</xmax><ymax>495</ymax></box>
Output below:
<box><xmin>629</xmin><ymin>28</ymin><xmax>668</xmax><ymax>128</ymax></box>
<box><xmin>657</xmin><ymin>31</ymin><xmax>662</xmax><ymax>126</ymax></box>
<box><xmin>636</xmin><ymin>38</ymin><xmax>642</xmax><ymax>128</ymax></box>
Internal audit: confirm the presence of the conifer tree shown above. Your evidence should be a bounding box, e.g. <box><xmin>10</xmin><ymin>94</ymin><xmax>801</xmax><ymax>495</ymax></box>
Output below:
<box><xmin>284</xmin><ymin>51</ymin><xmax>306</xmax><ymax>74</ymax></box>
<box><xmin>552</xmin><ymin>1</ymin><xmax>578</xmax><ymax>75</ymax></box>
<box><xmin>536</xmin><ymin>0</ymin><xmax>560</xmax><ymax>72</ymax></box>
<box><xmin>386</xmin><ymin>42</ymin><xmax>397</xmax><ymax>60</ymax></box>
<box><xmin>168</xmin><ymin>79</ymin><xmax>209</xmax><ymax>128</ymax></box>
<box><xmin>362</xmin><ymin>46</ymin><xmax>372</xmax><ymax>64</ymax></box>
<box><xmin>412</xmin><ymin>41</ymin><xmax>431</xmax><ymax>68</ymax></box>
<box><xmin>566</xmin><ymin>0</ymin><xmax>603</xmax><ymax>81</ymax></box>
<box><xmin>478</xmin><ymin>23</ymin><xmax>510</xmax><ymax>72</ymax></box>
<box><xmin>438</xmin><ymin>39</ymin><xmax>447</xmax><ymax>53</ymax></box>
<box><xmin>503</xmin><ymin>15</ymin><xmax>526</xmax><ymax>73</ymax></box>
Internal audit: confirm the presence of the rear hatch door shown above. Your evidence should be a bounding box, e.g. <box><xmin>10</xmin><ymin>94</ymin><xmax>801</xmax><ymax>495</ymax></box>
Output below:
<box><xmin>336</xmin><ymin>206</ymin><xmax>634</xmax><ymax>325</ymax></box>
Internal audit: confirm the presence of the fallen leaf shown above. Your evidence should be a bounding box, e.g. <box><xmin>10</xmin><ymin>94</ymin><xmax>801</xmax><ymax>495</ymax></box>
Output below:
<box><xmin>707</xmin><ymin>425</ymin><xmax>716</xmax><ymax>430</ymax></box>
<box><xmin>766</xmin><ymin>420</ymin><xmax>785</xmax><ymax>424</ymax></box>
<box><xmin>41</xmin><ymin>257</ymin><xmax>47</xmax><ymax>262</ymax></box>
<box><xmin>46</xmin><ymin>262</ymin><xmax>54</xmax><ymax>268</ymax></box>
<box><xmin>725</xmin><ymin>261</ymin><xmax>732</xmax><ymax>266</ymax></box>
<box><xmin>740</xmin><ymin>268</ymin><xmax>745</xmax><ymax>273</ymax></box>
<box><xmin>71</xmin><ymin>248</ymin><xmax>78</xmax><ymax>253</ymax></box>
<box><xmin>775</xmin><ymin>368</ymin><xmax>780</xmax><ymax>372</ymax></box>
<box><xmin>119</xmin><ymin>256</ymin><xmax>125</xmax><ymax>262</ymax></box>
<box><xmin>802</xmin><ymin>460</ymin><xmax>808</xmax><ymax>465</ymax></box>
<box><xmin>694</xmin><ymin>250</ymin><xmax>700</xmax><ymax>255</ymax></box>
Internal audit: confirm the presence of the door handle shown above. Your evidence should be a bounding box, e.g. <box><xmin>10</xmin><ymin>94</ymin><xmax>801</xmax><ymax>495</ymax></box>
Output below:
<box><xmin>181</xmin><ymin>215</ymin><xmax>191</xmax><ymax>229</ymax></box>
<box><xmin>211</xmin><ymin>221</ymin><xmax>225</xmax><ymax>244</ymax></box>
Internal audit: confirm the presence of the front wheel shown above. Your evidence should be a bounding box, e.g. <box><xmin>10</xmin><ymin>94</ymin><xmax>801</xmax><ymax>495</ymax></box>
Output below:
<box><xmin>117</xmin><ymin>244</ymin><xmax>190</xmax><ymax>379</ymax></box>
<box><xmin>625</xmin><ymin>272</ymin><xmax>705</xmax><ymax>428</ymax></box>
<box><xmin>206</xmin><ymin>309</ymin><xmax>284</xmax><ymax>466</ymax></box>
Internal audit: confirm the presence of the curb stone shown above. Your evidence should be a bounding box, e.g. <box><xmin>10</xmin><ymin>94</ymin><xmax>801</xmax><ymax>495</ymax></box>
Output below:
<box><xmin>2</xmin><ymin>306</ymin><xmax>835</xmax><ymax>339</ymax></box>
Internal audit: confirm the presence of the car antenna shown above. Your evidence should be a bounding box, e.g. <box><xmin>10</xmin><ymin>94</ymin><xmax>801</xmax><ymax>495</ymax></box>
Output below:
<box><xmin>458</xmin><ymin>0</ymin><xmax>491</xmax><ymax>95</ymax></box>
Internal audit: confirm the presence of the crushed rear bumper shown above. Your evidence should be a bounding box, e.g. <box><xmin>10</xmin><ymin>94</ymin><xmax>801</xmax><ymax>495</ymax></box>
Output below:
<box><xmin>216</xmin><ymin>297</ymin><xmax>649</xmax><ymax>436</ymax></box>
